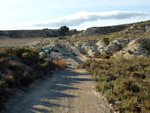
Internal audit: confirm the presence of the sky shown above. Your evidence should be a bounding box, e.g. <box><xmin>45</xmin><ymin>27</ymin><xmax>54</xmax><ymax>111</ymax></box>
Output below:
<box><xmin>0</xmin><ymin>0</ymin><xmax>150</xmax><ymax>30</ymax></box>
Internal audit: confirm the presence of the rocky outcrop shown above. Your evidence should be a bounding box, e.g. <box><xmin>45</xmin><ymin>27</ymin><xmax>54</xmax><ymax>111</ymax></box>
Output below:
<box><xmin>111</xmin><ymin>38</ymin><xmax>146</xmax><ymax>58</ymax></box>
<box><xmin>72</xmin><ymin>38</ymin><xmax>150</xmax><ymax>58</ymax></box>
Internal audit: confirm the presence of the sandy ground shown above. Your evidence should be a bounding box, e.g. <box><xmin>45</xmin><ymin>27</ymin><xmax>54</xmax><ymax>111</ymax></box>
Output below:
<box><xmin>3</xmin><ymin>68</ymin><xmax>112</xmax><ymax>113</ymax></box>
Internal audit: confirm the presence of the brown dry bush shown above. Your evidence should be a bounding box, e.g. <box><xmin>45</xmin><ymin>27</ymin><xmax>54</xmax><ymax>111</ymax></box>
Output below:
<box><xmin>52</xmin><ymin>58</ymin><xmax>67</xmax><ymax>69</ymax></box>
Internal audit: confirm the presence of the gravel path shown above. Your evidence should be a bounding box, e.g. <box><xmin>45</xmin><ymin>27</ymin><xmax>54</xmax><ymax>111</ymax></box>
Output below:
<box><xmin>3</xmin><ymin>67</ymin><xmax>112</xmax><ymax>113</ymax></box>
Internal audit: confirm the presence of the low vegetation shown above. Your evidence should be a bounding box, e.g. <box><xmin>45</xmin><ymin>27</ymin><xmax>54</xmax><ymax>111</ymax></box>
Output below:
<box><xmin>78</xmin><ymin>57</ymin><xmax>150</xmax><ymax>112</ymax></box>
<box><xmin>0</xmin><ymin>47</ymin><xmax>66</xmax><ymax>110</ymax></box>
<box><xmin>58</xmin><ymin>36</ymin><xmax>67</xmax><ymax>40</ymax></box>
<box><xmin>102</xmin><ymin>37</ymin><xmax>110</xmax><ymax>45</ymax></box>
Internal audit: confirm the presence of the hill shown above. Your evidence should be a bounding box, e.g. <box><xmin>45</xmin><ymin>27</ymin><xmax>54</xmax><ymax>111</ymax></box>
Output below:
<box><xmin>72</xmin><ymin>20</ymin><xmax>150</xmax><ymax>41</ymax></box>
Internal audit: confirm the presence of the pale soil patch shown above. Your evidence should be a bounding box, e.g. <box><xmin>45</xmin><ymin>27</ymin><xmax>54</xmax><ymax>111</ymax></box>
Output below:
<box><xmin>0</xmin><ymin>38</ymin><xmax>42</xmax><ymax>47</ymax></box>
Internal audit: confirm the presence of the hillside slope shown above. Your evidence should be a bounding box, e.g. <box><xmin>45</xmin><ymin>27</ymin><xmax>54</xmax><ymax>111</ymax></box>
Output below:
<box><xmin>72</xmin><ymin>20</ymin><xmax>150</xmax><ymax>41</ymax></box>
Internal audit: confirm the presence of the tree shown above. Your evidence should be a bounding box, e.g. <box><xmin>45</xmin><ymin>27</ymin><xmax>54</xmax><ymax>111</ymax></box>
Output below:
<box><xmin>59</xmin><ymin>26</ymin><xmax>69</xmax><ymax>35</ymax></box>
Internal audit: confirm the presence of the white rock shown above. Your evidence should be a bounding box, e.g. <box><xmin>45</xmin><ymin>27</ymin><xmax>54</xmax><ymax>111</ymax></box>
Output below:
<box><xmin>39</xmin><ymin>52</ymin><xmax>46</xmax><ymax>58</ymax></box>
<box><xmin>44</xmin><ymin>49</ymin><xmax>49</xmax><ymax>54</ymax></box>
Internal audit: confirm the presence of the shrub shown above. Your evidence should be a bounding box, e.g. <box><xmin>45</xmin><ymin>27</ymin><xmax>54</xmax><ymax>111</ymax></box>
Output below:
<box><xmin>130</xmin><ymin>72</ymin><xmax>146</xmax><ymax>79</ymax></box>
<box><xmin>9</xmin><ymin>62</ymin><xmax>21</xmax><ymax>71</ymax></box>
<box><xmin>31</xmin><ymin>64</ymin><xmax>45</xmax><ymax>79</ymax></box>
<box><xmin>58</xmin><ymin>36</ymin><xmax>66</xmax><ymax>39</ymax></box>
<box><xmin>0</xmin><ymin>58</ymin><xmax>9</xmax><ymax>73</ymax></box>
<box><xmin>79</xmin><ymin>57</ymin><xmax>150</xmax><ymax>112</ymax></box>
<box><xmin>20</xmin><ymin>70</ymin><xmax>35</xmax><ymax>86</ymax></box>
<box><xmin>0</xmin><ymin>80</ymin><xmax>7</xmax><ymax>110</ymax></box>
<box><xmin>129</xmin><ymin>84</ymin><xmax>139</xmax><ymax>93</ymax></box>
<box><xmin>13</xmin><ymin>47</ymin><xmax>28</xmax><ymax>57</ymax></box>
<box><xmin>52</xmin><ymin>58</ymin><xmax>67</xmax><ymax>69</ymax></box>
<box><xmin>21</xmin><ymin>51</ymin><xmax>39</xmax><ymax>65</ymax></box>
<box><xmin>41</xmin><ymin>59</ymin><xmax>55</xmax><ymax>72</ymax></box>
<box><xmin>77</xmin><ymin>59</ymin><xmax>92</xmax><ymax>69</ymax></box>
<box><xmin>99</xmin><ymin>52</ymin><xmax>110</xmax><ymax>59</ymax></box>
<box><xmin>13</xmin><ymin>47</ymin><xmax>39</xmax><ymax>58</ymax></box>
<box><xmin>90</xmin><ymin>61</ymin><xmax>97</xmax><ymax>70</ymax></box>
<box><xmin>0</xmin><ymin>50</ymin><xmax>8</xmax><ymax>58</ymax></box>
<box><xmin>5</xmin><ymin>75</ymin><xmax>14</xmax><ymax>88</ymax></box>
<box><xmin>102</xmin><ymin>37</ymin><xmax>109</xmax><ymax>45</ymax></box>
<box><xmin>0</xmin><ymin>101</ymin><xmax>5</xmax><ymax>110</ymax></box>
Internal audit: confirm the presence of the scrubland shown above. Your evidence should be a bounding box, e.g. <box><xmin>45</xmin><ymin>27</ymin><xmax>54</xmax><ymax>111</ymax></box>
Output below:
<box><xmin>78</xmin><ymin>58</ymin><xmax>150</xmax><ymax>112</ymax></box>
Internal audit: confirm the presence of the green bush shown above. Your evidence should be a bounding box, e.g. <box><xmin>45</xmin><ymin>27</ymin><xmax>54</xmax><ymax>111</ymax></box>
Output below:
<box><xmin>13</xmin><ymin>47</ymin><xmax>39</xmax><ymax>58</ymax></box>
<box><xmin>40</xmin><ymin>59</ymin><xmax>55</xmax><ymax>73</ymax></box>
<box><xmin>102</xmin><ymin>37</ymin><xmax>109</xmax><ymax>45</ymax></box>
<box><xmin>21</xmin><ymin>51</ymin><xmax>39</xmax><ymax>65</ymax></box>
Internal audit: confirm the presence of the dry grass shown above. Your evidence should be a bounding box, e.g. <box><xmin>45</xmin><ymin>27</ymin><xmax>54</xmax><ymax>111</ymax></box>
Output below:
<box><xmin>52</xmin><ymin>58</ymin><xmax>67</xmax><ymax>69</ymax></box>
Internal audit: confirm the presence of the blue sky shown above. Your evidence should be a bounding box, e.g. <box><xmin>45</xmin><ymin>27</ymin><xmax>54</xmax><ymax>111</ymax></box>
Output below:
<box><xmin>0</xmin><ymin>0</ymin><xmax>150</xmax><ymax>30</ymax></box>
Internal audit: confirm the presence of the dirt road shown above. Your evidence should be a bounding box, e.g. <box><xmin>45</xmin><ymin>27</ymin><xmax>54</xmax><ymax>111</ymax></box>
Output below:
<box><xmin>3</xmin><ymin>67</ymin><xmax>112</xmax><ymax>113</ymax></box>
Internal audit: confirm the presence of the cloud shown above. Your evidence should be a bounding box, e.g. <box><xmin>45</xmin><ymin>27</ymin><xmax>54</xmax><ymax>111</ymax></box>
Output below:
<box><xmin>26</xmin><ymin>11</ymin><xmax>149</xmax><ymax>28</ymax></box>
<box><xmin>4</xmin><ymin>11</ymin><xmax>149</xmax><ymax>30</ymax></box>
